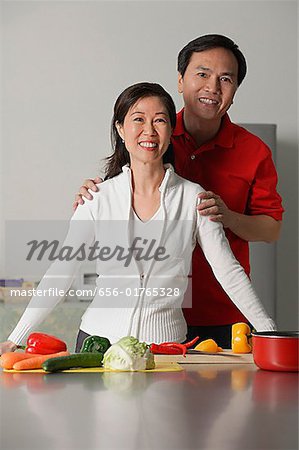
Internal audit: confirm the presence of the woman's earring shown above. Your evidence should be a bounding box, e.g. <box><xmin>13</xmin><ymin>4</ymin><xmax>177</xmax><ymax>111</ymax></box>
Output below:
<box><xmin>122</xmin><ymin>139</ymin><xmax>125</xmax><ymax>143</ymax></box>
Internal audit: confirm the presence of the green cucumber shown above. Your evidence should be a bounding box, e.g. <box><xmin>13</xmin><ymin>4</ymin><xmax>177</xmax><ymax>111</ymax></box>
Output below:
<box><xmin>42</xmin><ymin>353</ymin><xmax>103</xmax><ymax>372</ymax></box>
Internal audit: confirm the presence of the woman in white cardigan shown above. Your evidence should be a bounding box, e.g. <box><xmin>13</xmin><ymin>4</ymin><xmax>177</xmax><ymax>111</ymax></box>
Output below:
<box><xmin>0</xmin><ymin>82</ymin><xmax>276</xmax><ymax>354</ymax></box>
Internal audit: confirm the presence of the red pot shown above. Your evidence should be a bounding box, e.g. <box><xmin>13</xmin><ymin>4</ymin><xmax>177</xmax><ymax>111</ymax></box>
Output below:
<box><xmin>252</xmin><ymin>331</ymin><xmax>299</xmax><ymax>372</ymax></box>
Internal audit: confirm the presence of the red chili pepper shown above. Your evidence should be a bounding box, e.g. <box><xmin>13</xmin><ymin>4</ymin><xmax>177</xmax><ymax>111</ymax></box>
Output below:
<box><xmin>160</xmin><ymin>342</ymin><xmax>188</xmax><ymax>356</ymax></box>
<box><xmin>150</xmin><ymin>343</ymin><xmax>187</xmax><ymax>356</ymax></box>
<box><xmin>184</xmin><ymin>336</ymin><xmax>200</xmax><ymax>348</ymax></box>
<box><xmin>173</xmin><ymin>343</ymin><xmax>187</xmax><ymax>356</ymax></box>
<box><xmin>25</xmin><ymin>332</ymin><xmax>67</xmax><ymax>355</ymax></box>
<box><xmin>150</xmin><ymin>344</ymin><xmax>182</xmax><ymax>355</ymax></box>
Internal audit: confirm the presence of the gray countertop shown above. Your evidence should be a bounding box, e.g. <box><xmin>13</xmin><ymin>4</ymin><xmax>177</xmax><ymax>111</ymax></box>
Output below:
<box><xmin>0</xmin><ymin>363</ymin><xmax>298</xmax><ymax>450</ymax></box>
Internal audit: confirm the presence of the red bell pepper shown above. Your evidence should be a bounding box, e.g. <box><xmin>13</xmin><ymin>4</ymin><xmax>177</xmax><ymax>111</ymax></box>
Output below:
<box><xmin>25</xmin><ymin>332</ymin><xmax>67</xmax><ymax>355</ymax></box>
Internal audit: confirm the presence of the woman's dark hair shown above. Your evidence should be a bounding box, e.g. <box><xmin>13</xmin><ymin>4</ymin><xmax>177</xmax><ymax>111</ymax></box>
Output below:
<box><xmin>177</xmin><ymin>34</ymin><xmax>247</xmax><ymax>86</ymax></box>
<box><xmin>105</xmin><ymin>82</ymin><xmax>176</xmax><ymax>179</ymax></box>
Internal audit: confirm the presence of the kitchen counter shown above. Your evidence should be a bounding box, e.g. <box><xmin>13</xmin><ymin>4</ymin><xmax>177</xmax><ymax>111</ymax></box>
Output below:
<box><xmin>0</xmin><ymin>302</ymin><xmax>88</xmax><ymax>350</ymax></box>
<box><xmin>0</xmin><ymin>363</ymin><xmax>298</xmax><ymax>450</ymax></box>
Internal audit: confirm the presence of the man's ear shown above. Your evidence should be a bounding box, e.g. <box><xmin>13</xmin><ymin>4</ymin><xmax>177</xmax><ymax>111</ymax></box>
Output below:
<box><xmin>178</xmin><ymin>73</ymin><xmax>184</xmax><ymax>94</ymax></box>
<box><xmin>115</xmin><ymin>121</ymin><xmax>124</xmax><ymax>140</ymax></box>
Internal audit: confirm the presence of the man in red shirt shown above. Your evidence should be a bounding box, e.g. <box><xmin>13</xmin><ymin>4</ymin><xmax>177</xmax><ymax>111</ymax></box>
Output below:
<box><xmin>74</xmin><ymin>35</ymin><xmax>283</xmax><ymax>347</ymax></box>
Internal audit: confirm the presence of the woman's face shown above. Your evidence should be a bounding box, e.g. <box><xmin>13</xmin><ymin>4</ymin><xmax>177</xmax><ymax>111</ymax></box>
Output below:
<box><xmin>116</xmin><ymin>96</ymin><xmax>172</xmax><ymax>165</ymax></box>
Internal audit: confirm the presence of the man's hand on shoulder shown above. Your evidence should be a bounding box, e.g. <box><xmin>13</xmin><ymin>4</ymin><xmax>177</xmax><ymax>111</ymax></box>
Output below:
<box><xmin>73</xmin><ymin>177</ymin><xmax>103</xmax><ymax>211</ymax></box>
<box><xmin>197</xmin><ymin>191</ymin><xmax>282</xmax><ymax>242</ymax></box>
<box><xmin>197</xmin><ymin>191</ymin><xmax>237</xmax><ymax>229</ymax></box>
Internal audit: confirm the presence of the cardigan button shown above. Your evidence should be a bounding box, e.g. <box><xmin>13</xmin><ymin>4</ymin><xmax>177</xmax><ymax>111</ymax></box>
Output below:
<box><xmin>190</xmin><ymin>154</ymin><xmax>196</xmax><ymax>160</ymax></box>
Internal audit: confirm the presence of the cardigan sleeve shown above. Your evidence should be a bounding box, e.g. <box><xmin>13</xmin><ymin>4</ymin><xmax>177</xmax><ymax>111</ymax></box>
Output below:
<box><xmin>7</xmin><ymin>202</ymin><xmax>95</xmax><ymax>345</ymax></box>
<box><xmin>195</xmin><ymin>207</ymin><xmax>276</xmax><ymax>332</ymax></box>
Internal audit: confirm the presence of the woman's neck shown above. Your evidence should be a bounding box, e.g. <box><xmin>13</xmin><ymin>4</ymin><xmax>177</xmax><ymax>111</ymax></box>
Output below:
<box><xmin>130</xmin><ymin>161</ymin><xmax>166</xmax><ymax>196</ymax></box>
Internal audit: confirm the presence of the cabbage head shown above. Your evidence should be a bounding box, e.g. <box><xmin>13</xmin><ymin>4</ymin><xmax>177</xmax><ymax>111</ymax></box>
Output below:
<box><xmin>103</xmin><ymin>336</ymin><xmax>155</xmax><ymax>371</ymax></box>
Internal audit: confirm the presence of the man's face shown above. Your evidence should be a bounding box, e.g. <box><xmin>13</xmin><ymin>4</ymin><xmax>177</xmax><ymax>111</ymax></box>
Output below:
<box><xmin>178</xmin><ymin>47</ymin><xmax>239</xmax><ymax>122</ymax></box>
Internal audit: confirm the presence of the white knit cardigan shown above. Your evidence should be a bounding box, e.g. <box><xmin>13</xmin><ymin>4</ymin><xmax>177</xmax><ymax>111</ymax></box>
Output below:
<box><xmin>8</xmin><ymin>165</ymin><xmax>276</xmax><ymax>345</ymax></box>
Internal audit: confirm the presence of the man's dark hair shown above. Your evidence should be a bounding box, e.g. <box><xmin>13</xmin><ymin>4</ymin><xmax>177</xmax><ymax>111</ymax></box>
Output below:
<box><xmin>177</xmin><ymin>34</ymin><xmax>247</xmax><ymax>86</ymax></box>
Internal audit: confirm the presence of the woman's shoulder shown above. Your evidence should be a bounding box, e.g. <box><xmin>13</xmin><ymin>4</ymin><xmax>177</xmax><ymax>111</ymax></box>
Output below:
<box><xmin>73</xmin><ymin>172</ymin><xmax>128</xmax><ymax>219</ymax></box>
<box><xmin>92</xmin><ymin>171</ymin><xmax>127</xmax><ymax>196</ymax></box>
<box><xmin>76</xmin><ymin>172</ymin><xmax>126</xmax><ymax>209</ymax></box>
<box><xmin>172</xmin><ymin>171</ymin><xmax>205</xmax><ymax>194</ymax></box>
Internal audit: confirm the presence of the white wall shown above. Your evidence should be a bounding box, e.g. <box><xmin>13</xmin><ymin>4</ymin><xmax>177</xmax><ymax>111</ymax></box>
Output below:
<box><xmin>1</xmin><ymin>0</ymin><xmax>298</xmax><ymax>329</ymax></box>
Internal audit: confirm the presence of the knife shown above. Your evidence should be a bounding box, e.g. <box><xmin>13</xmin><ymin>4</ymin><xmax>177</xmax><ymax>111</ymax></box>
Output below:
<box><xmin>187</xmin><ymin>349</ymin><xmax>239</xmax><ymax>357</ymax></box>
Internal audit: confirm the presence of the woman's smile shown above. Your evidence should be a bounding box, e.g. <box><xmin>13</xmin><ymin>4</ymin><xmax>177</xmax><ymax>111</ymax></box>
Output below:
<box><xmin>138</xmin><ymin>140</ymin><xmax>159</xmax><ymax>150</ymax></box>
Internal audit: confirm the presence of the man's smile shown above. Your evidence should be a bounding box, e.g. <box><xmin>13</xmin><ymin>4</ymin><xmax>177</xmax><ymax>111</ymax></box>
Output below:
<box><xmin>199</xmin><ymin>97</ymin><xmax>219</xmax><ymax>105</ymax></box>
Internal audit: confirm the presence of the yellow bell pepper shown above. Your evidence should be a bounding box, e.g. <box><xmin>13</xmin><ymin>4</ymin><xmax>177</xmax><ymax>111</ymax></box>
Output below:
<box><xmin>195</xmin><ymin>339</ymin><xmax>219</xmax><ymax>353</ymax></box>
<box><xmin>231</xmin><ymin>322</ymin><xmax>252</xmax><ymax>353</ymax></box>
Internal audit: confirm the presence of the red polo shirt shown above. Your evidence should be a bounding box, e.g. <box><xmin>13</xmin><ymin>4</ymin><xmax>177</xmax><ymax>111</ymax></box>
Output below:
<box><xmin>172</xmin><ymin>109</ymin><xmax>284</xmax><ymax>326</ymax></box>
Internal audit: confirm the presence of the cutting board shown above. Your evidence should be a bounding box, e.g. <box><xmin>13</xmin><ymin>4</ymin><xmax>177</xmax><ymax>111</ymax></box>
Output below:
<box><xmin>3</xmin><ymin>362</ymin><xmax>183</xmax><ymax>374</ymax></box>
<box><xmin>154</xmin><ymin>350</ymin><xmax>254</xmax><ymax>364</ymax></box>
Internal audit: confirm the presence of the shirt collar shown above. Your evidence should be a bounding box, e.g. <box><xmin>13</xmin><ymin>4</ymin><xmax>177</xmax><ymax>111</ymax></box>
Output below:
<box><xmin>121</xmin><ymin>163</ymin><xmax>175</xmax><ymax>192</ymax></box>
<box><xmin>173</xmin><ymin>108</ymin><xmax>234</xmax><ymax>149</ymax></box>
